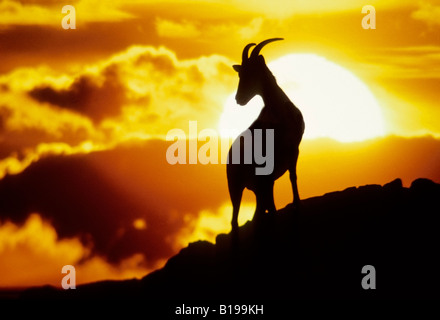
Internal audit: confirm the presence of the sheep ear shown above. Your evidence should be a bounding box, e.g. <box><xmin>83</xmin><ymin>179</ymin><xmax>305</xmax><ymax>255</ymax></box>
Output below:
<box><xmin>257</xmin><ymin>55</ymin><xmax>265</xmax><ymax>64</ymax></box>
<box><xmin>232</xmin><ymin>65</ymin><xmax>241</xmax><ymax>72</ymax></box>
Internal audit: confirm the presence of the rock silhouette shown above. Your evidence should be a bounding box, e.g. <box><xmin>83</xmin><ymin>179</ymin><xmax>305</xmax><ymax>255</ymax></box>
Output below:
<box><xmin>19</xmin><ymin>178</ymin><xmax>440</xmax><ymax>300</ymax></box>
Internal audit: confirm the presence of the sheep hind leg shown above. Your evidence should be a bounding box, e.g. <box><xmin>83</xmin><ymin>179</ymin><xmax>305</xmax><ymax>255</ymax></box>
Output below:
<box><xmin>254</xmin><ymin>180</ymin><xmax>275</xmax><ymax>222</ymax></box>
<box><xmin>266</xmin><ymin>182</ymin><xmax>276</xmax><ymax>214</ymax></box>
<box><xmin>289</xmin><ymin>150</ymin><xmax>301</xmax><ymax>208</ymax></box>
<box><xmin>229</xmin><ymin>185</ymin><xmax>243</xmax><ymax>234</ymax></box>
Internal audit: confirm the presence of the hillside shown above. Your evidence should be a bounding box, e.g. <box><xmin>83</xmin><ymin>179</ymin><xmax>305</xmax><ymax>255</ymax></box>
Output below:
<box><xmin>20</xmin><ymin>178</ymin><xmax>440</xmax><ymax>300</ymax></box>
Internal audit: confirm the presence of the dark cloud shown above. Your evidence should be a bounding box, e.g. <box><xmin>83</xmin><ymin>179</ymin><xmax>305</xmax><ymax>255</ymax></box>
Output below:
<box><xmin>135</xmin><ymin>51</ymin><xmax>177</xmax><ymax>76</ymax></box>
<box><xmin>0</xmin><ymin>22</ymin><xmax>159</xmax><ymax>74</ymax></box>
<box><xmin>0</xmin><ymin>104</ymin><xmax>96</xmax><ymax>161</ymax></box>
<box><xmin>0</xmin><ymin>105</ymin><xmax>11</xmax><ymax>133</ymax></box>
<box><xmin>29</xmin><ymin>66</ymin><xmax>126</xmax><ymax>122</ymax></box>
<box><xmin>0</xmin><ymin>139</ymin><xmax>229</xmax><ymax>266</ymax></box>
<box><xmin>0</xmin><ymin>155</ymin><xmax>141</xmax><ymax>263</ymax></box>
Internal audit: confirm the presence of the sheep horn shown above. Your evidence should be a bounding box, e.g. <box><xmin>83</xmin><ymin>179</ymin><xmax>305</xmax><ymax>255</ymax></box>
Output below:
<box><xmin>242</xmin><ymin>43</ymin><xmax>256</xmax><ymax>63</ymax></box>
<box><xmin>250</xmin><ymin>38</ymin><xmax>284</xmax><ymax>58</ymax></box>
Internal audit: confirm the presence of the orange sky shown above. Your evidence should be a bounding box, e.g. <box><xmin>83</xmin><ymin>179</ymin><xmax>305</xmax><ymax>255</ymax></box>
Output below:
<box><xmin>0</xmin><ymin>0</ymin><xmax>439</xmax><ymax>288</ymax></box>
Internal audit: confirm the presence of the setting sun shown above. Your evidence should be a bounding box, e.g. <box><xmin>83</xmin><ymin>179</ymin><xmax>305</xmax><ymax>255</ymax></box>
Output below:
<box><xmin>219</xmin><ymin>54</ymin><xmax>385</xmax><ymax>142</ymax></box>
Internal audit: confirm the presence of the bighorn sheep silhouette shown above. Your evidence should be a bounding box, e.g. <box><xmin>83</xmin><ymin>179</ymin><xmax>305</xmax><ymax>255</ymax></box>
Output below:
<box><xmin>227</xmin><ymin>38</ymin><xmax>305</xmax><ymax>234</ymax></box>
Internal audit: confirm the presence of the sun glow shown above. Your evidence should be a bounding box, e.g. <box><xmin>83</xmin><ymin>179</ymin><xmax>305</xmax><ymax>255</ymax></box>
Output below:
<box><xmin>219</xmin><ymin>54</ymin><xmax>385</xmax><ymax>142</ymax></box>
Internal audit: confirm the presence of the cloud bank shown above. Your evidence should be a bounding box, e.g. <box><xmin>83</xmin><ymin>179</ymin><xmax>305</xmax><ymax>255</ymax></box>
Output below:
<box><xmin>0</xmin><ymin>45</ymin><xmax>235</xmax><ymax>179</ymax></box>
